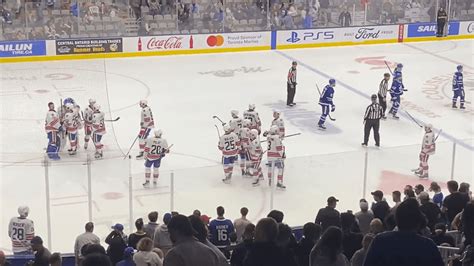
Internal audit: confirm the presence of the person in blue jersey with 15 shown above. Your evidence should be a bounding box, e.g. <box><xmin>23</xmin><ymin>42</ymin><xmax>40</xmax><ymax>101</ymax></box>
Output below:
<box><xmin>452</xmin><ymin>65</ymin><xmax>465</xmax><ymax>109</ymax></box>
<box><xmin>388</xmin><ymin>63</ymin><xmax>406</xmax><ymax>119</ymax></box>
<box><xmin>318</xmin><ymin>79</ymin><xmax>336</xmax><ymax>130</ymax></box>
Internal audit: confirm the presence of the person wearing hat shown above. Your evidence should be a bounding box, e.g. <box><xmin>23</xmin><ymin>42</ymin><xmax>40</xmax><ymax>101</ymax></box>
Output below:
<box><xmin>362</xmin><ymin>94</ymin><xmax>383</xmax><ymax>147</ymax></box>
<box><xmin>287</xmin><ymin>61</ymin><xmax>297</xmax><ymax>107</ymax></box>
<box><xmin>315</xmin><ymin>196</ymin><xmax>341</xmax><ymax>232</ymax></box>
<box><xmin>412</xmin><ymin>123</ymin><xmax>436</xmax><ymax>179</ymax></box>
<box><xmin>378</xmin><ymin>73</ymin><xmax>390</xmax><ymax>119</ymax></box>
<box><xmin>370</xmin><ymin>190</ymin><xmax>390</xmax><ymax>223</ymax></box>
<box><xmin>27</xmin><ymin>236</ymin><xmax>51</xmax><ymax>266</ymax></box>
<box><xmin>116</xmin><ymin>247</ymin><xmax>136</xmax><ymax>266</ymax></box>
<box><xmin>105</xmin><ymin>223</ymin><xmax>128</xmax><ymax>265</ymax></box>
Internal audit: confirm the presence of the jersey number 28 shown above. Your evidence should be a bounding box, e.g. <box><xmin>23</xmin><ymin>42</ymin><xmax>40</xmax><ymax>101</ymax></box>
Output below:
<box><xmin>12</xmin><ymin>228</ymin><xmax>25</xmax><ymax>240</ymax></box>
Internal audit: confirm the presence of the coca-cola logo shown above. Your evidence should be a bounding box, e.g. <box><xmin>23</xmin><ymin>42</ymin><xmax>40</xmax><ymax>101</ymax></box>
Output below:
<box><xmin>146</xmin><ymin>37</ymin><xmax>184</xmax><ymax>50</ymax></box>
<box><xmin>355</xmin><ymin>27</ymin><xmax>381</xmax><ymax>40</ymax></box>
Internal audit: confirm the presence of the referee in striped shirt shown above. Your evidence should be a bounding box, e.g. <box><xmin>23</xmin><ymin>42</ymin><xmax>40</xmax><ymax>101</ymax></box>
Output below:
<box><xmin>378</xmin><ymin>73</ymin><xmax>390</xmax><ymax>119</ymax></box>
<box><xmin>362</xmin><ymin>94</ymin><xmax>383</xmax><ymax>147</ymax></box>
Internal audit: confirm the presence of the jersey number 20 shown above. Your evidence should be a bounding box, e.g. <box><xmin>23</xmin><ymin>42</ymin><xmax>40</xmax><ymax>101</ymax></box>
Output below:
<box><xmin>151</xmin><ymin>145</ymin><xmax>162</xmax><ymax>155</ymax></box>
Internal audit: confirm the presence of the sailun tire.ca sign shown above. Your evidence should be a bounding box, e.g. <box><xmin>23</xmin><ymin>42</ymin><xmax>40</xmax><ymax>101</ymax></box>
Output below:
<box><xmin>0</xmin><ymin>40</ymin><xmax>46</xmax><ymax>57</ymax></box>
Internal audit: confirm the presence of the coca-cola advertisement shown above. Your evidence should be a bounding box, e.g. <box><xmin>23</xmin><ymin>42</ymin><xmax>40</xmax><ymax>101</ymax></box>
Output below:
<box><xmin>137</xmin><ymin>36</ymin><xmax>193</xmax><ymax>51</ymax></box>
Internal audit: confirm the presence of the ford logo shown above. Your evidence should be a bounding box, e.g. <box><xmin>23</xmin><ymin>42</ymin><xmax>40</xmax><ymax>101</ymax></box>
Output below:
<box><xmin>468</xmin><ymin>22</ymin><xmax>474</xmax><ymax>33</ymax></box>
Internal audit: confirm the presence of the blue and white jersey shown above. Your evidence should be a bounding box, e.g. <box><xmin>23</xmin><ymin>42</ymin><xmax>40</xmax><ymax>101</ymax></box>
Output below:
<box><xmin>390</xmin><ymin>80</ymin><xmax>404</xmax><ymax>95</ymax></box>
<box><xmin>208</xmin><ymin>218</ymin><xmax>235</xmax><ymax>248</ymax></box>
<box><xmin>453</xmin><ymin>71</ymin><xmax>463</xmax><ymax>91</ymax></box>
<box><xmin>319</xmin><ymin>85</ymin><xmax>335</xmax><ymax>106</ymax></box>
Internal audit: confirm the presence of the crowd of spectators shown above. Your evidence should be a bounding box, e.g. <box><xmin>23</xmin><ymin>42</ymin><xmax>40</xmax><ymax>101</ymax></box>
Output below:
<box><xmin>2</xmin><ymin>179</ymin><xmax>473</xmax><ymax>266</ymax></box>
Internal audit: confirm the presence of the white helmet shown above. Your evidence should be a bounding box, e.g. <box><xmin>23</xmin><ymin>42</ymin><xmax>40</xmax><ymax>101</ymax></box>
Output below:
<box><xmin>65</xmin><ymin>103</ymin><xmax>74</xmax><ymax>111</ymax></box>
<box><xmin>424</xmin><ymin>124</ymin><xmax>433</xmax><ymax>131</ymax></box>
<box><xmin>248</xmin><ymin>104</ymin><xmax>256</xmax><ymax>111</ymax></box>
<box><xmin>269</xmin><ymin>125</ymin><xmax>279</xmax><ymax>135</ymax></box>
<box><xmin>231</xmin><ymin>110</ymin><xmax>239</xmax><ymax>118</ymax></box>
<box><xmin>139</xmin><ymin>99</ymin><xmax>148</xmax><ymax>107</ymax></box>
<box><xmin>223</xmin><ymin>125</ymin><xmax>231</xmax><ymax>133</ymax></box>
<box><xmin>18</xmin><ymin>206</ymin><xmax>29</xmax><ymax>218</ymax></box>
<box><xmin>243</xmin><ymin>119</ymin><xmax>251</xmax><ymax>128</ymax></box>
<box><xmin>89</xmin><ymin>98</ymin><xmax>96</xmax><ymax>105</ymax></box>
<box><xmin>273</xmin><ymin>109</ymin><xmax>280</xmax><ymax>118</ymax></box>
<box><xmin>154</xmin><ymin>129</ymin><xmax>163</xmax><ymax>138</ymax></box>
<box><xmin>250</xmin><ymin>129</ymin><xmax>259</xmax><ymax>139</ymax></box>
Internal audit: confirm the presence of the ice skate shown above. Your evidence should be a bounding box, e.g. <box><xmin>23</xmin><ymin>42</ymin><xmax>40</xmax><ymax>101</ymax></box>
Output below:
<box><xmin>460</xmin><ymin>104</ymin><xmax>465</xmax><ymax>109</ymax></box>
<box><xmin>143</xmin><ymin>181</ymin><xmax>150</xmax><ymax>188</ymax></box>
<box><xmin>94</xmin><ymin>151</ymin><xmax>103</xmax><ymax>159</ymax></box>
<box><xmin>318</xmin><ymin>124</ymin><xmax>326</xmax><ymax>130</ymax></box>
<box><xmin>452</xmin><ymin>103</ymin><xmax>457</xmax><ymax>108</ymax></box>
<box><xmin>392</xmin><ymin>114</ymin><xmax>399</xmax><ymax>119</ymax></box>
<box><xmin>252</xmin><ymin>179</ymin><xmax>260</xmax><ymax>186</ymax></box>
<box><xmin>153</xmin><ymin>181</ymin><xmax>158</xmax><ymax>187</ymax></box>
<box><xmin>361</xmin><ymin>143</ymin><xmax>368</xmax><ymax>147</ymax></box>
<box><xmin>277</xmin><ymin>182</ymin><xmax>286</xmax><ymax>189</ymax></box>
<box><xmin>69</xmin><ymin>149</ymin><xmax>77</xmax><ymax>155</ymax></box>
<box><xmin>419</xmin><ymin>173</ymin><xmax>429</xmax><ymax>179</ymax></box>
<box><xmin>222</xmin><ymin>176</ymin><xmax>231</xmax><ymax>184</ymax></box>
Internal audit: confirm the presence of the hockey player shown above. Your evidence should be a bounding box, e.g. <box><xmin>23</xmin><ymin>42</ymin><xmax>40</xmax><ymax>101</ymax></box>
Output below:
<box><xmin>263</xmin><ymin>110</ymin><xmax>285</xmax><ymax>139</ymax></box>
<box><xmin>83</xmin><ymin>99</ymin><xmax>96</xmax><ymax>150</ymax></box>
<box><xmin>318</xmin><ymin>79</ymin><xmax>336</xmax><ymax>130</ymax></box>
<box><xmin>239</xmin><ymin>119</ymin><xmax>251</xmax><ymax>175</ymax></box>
<box><xmin>229</xmin><ymin>110</ymin><xmax>243</xmax><ymax>132</ymax></box>
<box><xmin>389</xmin><ymin>63</ymin><xmax>405</xmax><ymax>119</ymax></box>
<box><xmin>143</xmin><ymin>129</ymin><xmax>169</xmax><ymax>188</ymax></box>
<box><xmin>453</xmin><ymin>65</ymin><xmax>465</xmax><ymax>109</ymax></box>
<box><xmin>136</xmin><ymin>100</ymin><xmax>155</xmax><ymax>159</ymax></box>
<box><xmin>266</xmin><ymin>126</ymin><xmax>286</xmax><ymax>189</ymax></box>
<box><xmin>63</xmin><ymin>103</ymin><xmax>82</xmax><ymax>155</ymax></box>
<box><xmin>218</xmin><ymin>125</ymin><xmax>241</xmax><ymax>183</ymax></box>
<box><xmin>248</xmin><ymin>129</ymin><xmax>265</xmax><ymax>186</ymax></box>
<box><xmin>8</xmin><ymin>206</ymin><xmax>35</xmax><ymax>255</ymax></box>
<box><xmin>412</xmin><ymin>124</ymin><xmax>436</xmax><ymax>179</ymax></box>
<box><xmin>243</xmin><ymin>104</ymin><xmax>261</xmax><ymax>133</ymax></box>
<box><xmin>45</xmin><ymin>102</ymin><xmax>61</xmax><ymax>160</ymax></box>
<box><xmin>91</xmin><ymin>104</ymin><xmax>106</xmax><ymax>159</ymax></box>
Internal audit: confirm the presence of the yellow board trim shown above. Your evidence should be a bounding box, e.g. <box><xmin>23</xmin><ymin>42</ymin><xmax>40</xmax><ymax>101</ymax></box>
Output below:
<box><xmin>277</xmin><ymin>38</ymin><xmax>399</xmax><ymax>50</ymax></box>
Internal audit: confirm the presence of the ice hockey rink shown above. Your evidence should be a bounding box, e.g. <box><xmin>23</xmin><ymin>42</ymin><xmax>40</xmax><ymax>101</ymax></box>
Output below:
<box><xmin>1</xmin><ymin>39</ymin><xmax>473</xmax><ymax>252</ymax></box>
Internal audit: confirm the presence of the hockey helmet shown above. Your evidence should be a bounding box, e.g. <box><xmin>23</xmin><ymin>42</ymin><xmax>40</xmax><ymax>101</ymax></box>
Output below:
<box><xmin>384</xmin><ymin>73</ymin><xmax>390</xmax><ymax>78</ymax></box>
<box><xmin>139</xmin><ymin>99</ymin><xmax>148</xmax><ymax>107</ymax></box>
<box><xmin>18</xmin><ymin>206</ymin><xmax>29</xmax><ymax>218</ymax></box>
<box><xmin>457</xmin><ymin>65</ymin><xmax>463</xmax><ymax>72</ymax></box>
<box><xmin>250</xmin><ymin>129</ymin><xmax>259</xmax><ymax>139</ymax></box>
<box><xmin>48</xmin><ymin>102</ymin><xmax>54</xmax><ymax>109</ymax></box>
<box><xmin>424</xmin><ymin>123</ymin><xmax>433</xmax><ymax>131</ymax></box>
<box><xmin>329</xmin><ymin>79</ymin><xmax>336</xmax><ymax>86</ymax></box>
<box><xmin>248</xmin><ymin>104</ymin><xmax>256</xmax><ymax>111</ymax></box>
<box><xmin>231</xmin><ymin>110</ymin><xmax>239</xmax><ymax>118</ymax></box>
<box><xmin>223</xmin><ymin>125</ymin><xmax>232</xmax><ymax>133</ymax></box>
<box><xmin>292</xmin><ymin>61</ymin><xmax>297</xmax><ymax>66</ymax></box>
<box><xmin>397</xmin><ymin>63</ymin><xmax>403</xmax><ymax>69</ymax></box>
<box><xmin>154</xmin><ymin>129</ymin><xmax>163</xmax><ymax>138</ymax></box>
<box><xmin>63</xmin><ymin>97</ymin><xmax>75</xmax><ymax>106</ymax></box>
<box><xmin>89</xmin><ymin>98</ymin><xmax>96</xmax><ymax>105</ymax></box>
<box><xmin>93</xmin><ymin>104</ymin><xmax>101</xmax><ymax>111</ymax></box>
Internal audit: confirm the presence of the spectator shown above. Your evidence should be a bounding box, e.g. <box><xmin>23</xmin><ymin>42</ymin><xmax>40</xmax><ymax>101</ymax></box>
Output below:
<box><xmin>355</xmin><ymin>199</ymin><xmax>374</xmax><ymax>235</ymax></box>
<box><xmin>436</xmin><ymin>6</ymin><xmax>448</xmax><ymax>37</ymax></box>
<box><xmin>164</xmin><ymin>214</ymin><xmax>220</xmax><ymax>266</ymax></box>
<box><xmin>82</xmin><ymin>253</ymin><xmax>112</xmax><ymax>266</ymax></box>
<box><xmin>231</xmin><ymin>223</ymin><xmax>255</xmax><ymax>266</ymax></box>
<box><xmin>193</xmin><ymin>210</ymin><xmax>201</xmax><ymax>217</ymax></box>
<box><xmin>429</xmin><ymin>182</ymin><xmax>443</xmax><ymax>208</ymax></box>
<box><xmin>49</xmin><ymin>253</ymin><xmax>62</xmax><ymax>266</ymax></box>
<box><xmin>133</xmin><ymin>238</ymin><xmax>162</xmax><ymax>266</ymax></box>
<box><xmin>459</xmin><ymin>200</ymin><xmax>474</xmax><ymax>265</ymax></box>
<box><xmin>315</xmin><ymin>196</ymin><xmax>341</xmax><ymax>231</ymax></box>
<box><xmin>129</xmin><ymin>218</ymin><xmax>148</xmax><ymax>249</ymax></box>
<box><xmin>0</xmin><ymin>6</ymin><xmax>13</xmax><ymax>24</ymax></box>
<box><xmin>418</xmin><ymin>192</ymin><xmax>441</xmax><ymax>231</ymax></box>
<box><xmin>460</xmin><ymin>182</ymin><xmax>471</xmax><ymax>199</ymax></box>
<box><xmin>392</xmin><ymin>190</ymin><xmax>402</xmax><ymax>210</ymax></box>
<box><xmin>350</xmin><ymin>233</ymin><xmax>374</xmax><ymax>266</ymax></box>
<box><xmin>443</xmin><ymin>180</ymin><xmax>470</xmax><ymax>226</ymax></box>
<box><xmin>302</xmin><ymin>8</ymin><xmax>314</xmax><ymax>29</ymax></box>
<box><xmin>117</xmin><ymin>247</ymin><xmax>136</xmax><ymax>266</ymax></box>
<box><xmin>338</xmin><ymin>6</ymin><xmax>351</xmax><ymax>26</ymax></box>
<box><xmin>145</xmin><ymin>213</ymin><xmax>161</xmax><ymax>237</ymax></box>
<box><xmin>8</xmin><ymin>206</ymin><xmax>34</xmax><ymax>255</ymax></box>
<box><xmin>403</xmin><ymin>185</ymin><xmax>414</xmax><ymax>200</ymax></box>
<box><xmin>295</xmin><ymin>223</ymin><xmax>321</xmax><ymax>266</ymax></box>
<box><xmin>200</xmin><ymin>214</ymin><xmax>211</xmax><ymax>226</ymax></box>
<box><xmin>281</xmin><ymin>10</ymin><xmax>295</xmax><ymax>30</ymax></box>
<box><xmin>415</xmin><ymin>184</ymin><xmax>424</xmax><ymax>197</ymax></box>
<box><xmin>149</xmin><ymin>0</ymin><xmax>161</xmax><ymax>17</ymax></box>
<box><xmin>81</xmin><ymin>243</ymin><xmax>106</xmax><ymax>257</ymax></box>
<box><xmin>369</xmin><ymin>218</ymin><xmax>384</xmax><ymax>235</ymax></box>
<box><xmin>243</xmin><ymin>217</ymin><xmax>296</xmax><ymax>266</ymax></box>
<box><xmin>27</xmin><ymin>236</ymin><xmax>50</xmax><ymax>266</ymax></box>
<box><xmin>188</xmin><ymin>215</ymin><xmax>228</xmax><ymax>265</ymax></box>
<box><xmin>234</xmin><ymin>207</ymin><xmax>251</xmax><ymax>242</ymax></box>
<box><xmin>130</xmin><ymin>0</ymin><xmax>143</xmax><ymax>20</ymax></box>
<box><xmin>267</xmin><ymin>210</ymin><xmax>284</xmax><ymax>223</ymax></box>
<box><xmin>275</xmin><ymin>223</ymin><xmax>297</xmax><ymax>266</ymax></box>
<box><xmin>105</xmin><ymin>223</ymin><xmax>128</xmax><ymax>265</ymax></box>
<box><xmin>209</xmin><ymin>206</ymin><xmax>235</xmax><ymax>258</ymax></box>
<box><xmin>364</xmin><ymin>198</ymin><xmax>444</xmax><ymax>266</ymax></box>
<box><xmin>370</xmin><ymin>190</ymin><xmax>390</xmax><ymax>223</ymax></box>
<box><xmin>319</xmin><ymin>0</ymin><xmax>330</xmax><ymax>25</ymax></box>
<box><xmin>74</xmin><ymin>222</ymin><xmax>100</xmax><ymax>265</ymax></box>
<box><xmin>309</xmin><ymin>226</ymin><xmax>349</xmax><ymax>266</ymax></box>
<box><xmin>0</xmin><ymin>250</ymin><xmax>12</xmax><ymax>266</ymax></box>
<box><xmin>154</xmin><ymin>213</ymin><xmax>173</xmax><ymax>256</ymax></box>
<box><xmin>430</xmin><ymin>223</ymin><xmax>455</xmax><ymax>247</ymax></box>
<box><xmin>340</xmin><ymin>212</ymin><xmax>362</xmax><ymax>261</ymax></box>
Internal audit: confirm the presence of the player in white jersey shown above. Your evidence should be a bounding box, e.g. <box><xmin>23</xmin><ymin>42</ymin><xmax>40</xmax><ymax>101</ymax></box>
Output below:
<box><xmin>229</xmin><ymin>110</ymin><xmax>243</xmax><ymax>133</ymax></box>
<box><xmin>266</xmin><ymin>126</ymin><xmax>286</xmax><ymax>189</ymax></box>
<box><xmin>45</xmin><ymin>102</ymin><xmax>62</xmax><ymax>160</ymax></box>
<box><xmin>143</xmin><ymin>129</ymin><xmax>169</xmax><ymax>188</ymax></box>
<box><xmin>63</xmin><ymin>103</ymin><xmax>83</xmax><ymax>155</ymax></box>
<box><xmin>83</xmin><ymin>99</ymin><xmax>96</xmax><ymax>150</ymax></box>
<box><xmin>91</xmin><ymin>104</ymin><xmax>106</xmax><ymax>159</ymax></box>
<box><xmin>412</xmin><ymin>124</ymin><xmax>436</xmax><ymax>179</ymax></box>
<box><xmin>136</xmin><ymin>100</ymin><xmax>155</xmax><ymax>159</ymax></box>
<box><xmin>248</xmin><ymin>129</ymin><xmax>265</xmax><ymax>186</ymax></box>
<box><xmin>218</xmin><ymin>125</ymin><xmax>241</xmax><ymax>183</ymax></box>
<box><xmin>264</xmin><ymin>110</ymin><xmax>285</xmax><ymax>139</ymax></box>
<box><xmin>8</xmin><ymin>206</ymin><xmax>35</xmax><ymax>255</ymax></box>
<box><xmin>243</xmin><ymin>104</ymin><xmax>261</xmax><ymax>134</ymax></box>
<box><xmin>238</xmin><ymin>119</ymin><xmax>251</xmax><ymax>175</ymax></box>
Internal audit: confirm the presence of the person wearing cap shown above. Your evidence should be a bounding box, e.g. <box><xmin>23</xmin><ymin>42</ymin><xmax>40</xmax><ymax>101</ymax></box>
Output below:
<box><xmin>378</xmin><ymin>73</ymin><xmax>390</xmax><ymax>119</ymax></box>
<box><xmin>153</xmin><ymin>213</ymin><xmax>173</xmax><ymax>256</ymax></box>
<box><xmin>27</xmin><ymin>236</ymin><xmax>51</xmax><ymax>266</ymax></box>
<box><xmin>411</xmin><ymin>123</ymin><xmax>436</xmax><ymax>179</ymax></box>
<box><xmin>355</xmin><ymin>199</ymin><xmax>374</xmax><ymax>235</ymax></box>
<box><xmin>287</xmin><ymin>61</ymin><xmax>297</xmax><ymax>107</ymax></box>
<box><xmin>74</xmin><ymin>222</ymin><xmax>100</xmax><ymax>265</ymax></box>
<box><xmin>8</xmin><ymin>205</ymin><xmax>35</xmax><ymax>255</ymax></box>
<box><xmin>419</xmin><ymin>192</ymin><xmax>441</xmax><ymax>231</ymax></box>
<box><xmin>105</xmin><ymin>223</ymin><xmax>128</xmax><ymax>265</ymax></box>
<box><xmin>315</xmin><ymin>196</ymin><xmax>341</xmax><ymax>232</ymax></box>
<box><xmin>362</xmin><ymin>94</ymin><xmax>383</xmax><ymax>147</ymax></box>
<box><xmin>116</xmin><ymin>247</ymin><xmax>136</xmax><ymax>266</ymax></box>
<box><xmin>370</xmin><ymin>190</ymin><xmax>390</xmax><ymax>223</ymax></box>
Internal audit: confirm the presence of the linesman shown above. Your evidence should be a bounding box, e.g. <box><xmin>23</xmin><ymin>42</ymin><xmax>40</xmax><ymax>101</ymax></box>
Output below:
<box><xmin>362</xmin><ymin>94</ymin><xmax>383</xmax><ymax>147</ymax></box>
<box><xmin>378</xmin><ymin>73</ymin><xmax>390</xmax><ymax>119</ymax></box>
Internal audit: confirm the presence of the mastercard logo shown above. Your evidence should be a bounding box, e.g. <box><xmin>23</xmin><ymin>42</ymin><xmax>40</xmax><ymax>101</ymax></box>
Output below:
<box><xmin>207</xmin><ymin>35</ymin><xmax>224</xmax><ymax>47</ymax></box>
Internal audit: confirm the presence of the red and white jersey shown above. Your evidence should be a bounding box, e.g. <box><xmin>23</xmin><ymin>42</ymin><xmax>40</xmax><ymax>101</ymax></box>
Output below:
<box><xmin>422</xmin><ymin>131</ymin><xmax>436</xmax><ymax>155</ymax></box>
<box><xmin>83</xmin><ymin>105</ymin><xmax>95</xmax><ymax>126</ymax></box>
<box><xmin>8</xmin><ymin>217</ymin><xmax>35</xmax><ymax>253</ymax></box>
<box><xmin>271</xmin><ymin>118</ymin><xmax>285</xmax><ymax>138</ymax></box>
<box><xmin>91</xmin><ymin>111</ymin><xmax>106</xmax><ymax>135</ymax></box>
<box><xmin>45</xmin><ymin>110</ymin><xmax>60</xmax><ymax>133</ymax></box>
<box><xmin>239</xmin><ymin>127</ymin><xmax>251</xmax><ymax>149</ymax></box>
<box><xmin>144</xmin><ymin>137</ymin><xmax>168</xmax><ymax>160</ymax></box>
<box><xmin>267</xmin><ymin>134</ymin><xmax>284</xmax><ymax>161</ymax></box>
<box><xmin>63</xmin><ymin>110</ymin><xmax>82</xmax><ymax>134</ymax></box>
<box><xmin>229</xmin><ymin>117</ymin><xmax>243</xmax><ymax>133</ymax></box>
<box><xmin>248</xmin><ymin>139</ymin><xmax>263</xmax><ymax>161</ymax></box>
<box><xmin>218</xmin><ymin>132</ymin><xmax>241</xmax><ymax>157</ymax></box>
<box><xmin>141</xmin><ymin>106</ymin><xmax>154</xmax><ymax>128</ymax></box>
<box><xmin>243</xmin><ymin>110</ymin><xmax>261</xmax><ymax>130</ymax></box>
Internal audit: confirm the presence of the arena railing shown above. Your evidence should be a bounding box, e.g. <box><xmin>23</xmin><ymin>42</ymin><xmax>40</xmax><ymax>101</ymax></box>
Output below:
<box><xmin>0</xmin><ymin>138</ymin><xmax>472</xmax><ymax>253</ymax></box>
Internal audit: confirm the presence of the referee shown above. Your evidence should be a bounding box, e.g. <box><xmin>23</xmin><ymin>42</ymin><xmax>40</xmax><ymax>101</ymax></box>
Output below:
<box><xmin>378</xmin><ymin>73</ymin><xmax>390</xmax><ymax>119</ymax></box>
<box><xmin>287</xmin><ymin>61</ymin><xmax>297</xmax><ymax>107</ymax></box>
<box><xmin>362</xmin><ymin>94</ymin><xmax>383</xmax><ymax>147</ymax></box>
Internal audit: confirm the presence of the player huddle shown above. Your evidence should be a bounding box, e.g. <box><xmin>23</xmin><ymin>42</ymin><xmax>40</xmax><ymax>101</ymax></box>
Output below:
<box><xmin>217</xmin><ymin>105</ymin><xmax>287</xmax><ymax>189</ymax></box>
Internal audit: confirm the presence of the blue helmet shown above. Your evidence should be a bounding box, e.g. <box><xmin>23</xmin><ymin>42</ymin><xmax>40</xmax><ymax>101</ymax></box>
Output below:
<box><xmin>457</xmin><ymin>65</ymin><xmax>463</xmax><ymax>71</ymax></box>
<box><xmin>329</xmin><ymin>79</ymin><xmax>336</xmax><ymax>86</ymax></box>
<box><xmin>397</xmin><ymin>63</ymin><xmax>403</xmax><ymax>69</ymax></box>
<box><xmin>63</xmin><ymin>97</ymin><xmax>75</xmax><ymax>105</ymax></box>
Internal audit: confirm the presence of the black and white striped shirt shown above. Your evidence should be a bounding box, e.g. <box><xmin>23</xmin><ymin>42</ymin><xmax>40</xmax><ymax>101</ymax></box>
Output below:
<box><xmin>378</xmin><ymin>79</ymin><xmax>389</xmax><ymax>97</ymax></box>
<box><xmin>364</xmin><ymin>103</ymin><xmax>383</xmax><ymax>120</ymax></box>
<box><xmin>287</xmin><ymin>67</ymin><xmax>297</xmax><ymax>85</ymax></box>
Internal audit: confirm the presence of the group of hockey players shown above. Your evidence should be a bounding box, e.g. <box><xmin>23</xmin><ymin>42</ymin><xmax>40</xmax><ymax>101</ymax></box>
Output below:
<box><xmin>217</xmin><ymin>105</ymin><xmax>288</xmax><ymax>189</ymax></box>
<box><xmin>45</xmin><ymin>98</ymin><xmax>105</xmax><ymax>160</ymax></box>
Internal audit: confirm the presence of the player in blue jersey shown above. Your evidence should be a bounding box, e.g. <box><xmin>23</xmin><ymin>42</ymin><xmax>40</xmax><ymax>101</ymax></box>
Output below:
<box><xmin>208</xmin><ymin>206</ymin><xmax>235</xmax><ymax>258</ymax></box>
<box><xmin>389</xmin><ymin>63</ymin><xmax>405</xmax><ymax>119</ymax></box>
<box><xmin>318</xmin><ymin>79</ymin><xmax>336</xmax><ymax>130</ymax></box>
<box><xmin>452</xmin><ymin>65</ymin><xmax>465</xmax><ymax>109</ymax></box>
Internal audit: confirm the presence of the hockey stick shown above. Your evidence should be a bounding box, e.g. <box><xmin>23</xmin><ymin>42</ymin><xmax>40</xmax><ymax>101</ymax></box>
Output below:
<box><xmin>105</xmin><ymin>117</ymin><xmax>120</xmax><ymax>122</ymax></box>
<box><xmin>316</xmin><ymin>84</ymin><xmax>336</xmax><ymax>121</ymax></box>
<box><xmin>384</xmin><ymin>61</ymin><xmax>394</xmax><ymax>75</ymax></box>
<box><xmin>123</xmin><ymin>135</ymin><xmax>139</xmax><ymax>159</ymax></box>
<box><xmin>259</xmin><ymin>133</ymin><xmax>301</xmax><ymax>143</ymax></box>
<box><xmin>212</xmin><ymin>115</ymin><xmax>226</xmax><ymax>126</ymax></box>
<box><xmin>434</xmin><ymin>129</ymin><xmax>443</xmax><ymax>141</ymax></box>
<box><xmin>404</xmin><ymin>110</ymin><xmax>423</xmax><ymax>128</ymax></box>
<box><xmin>214</xmin><ymin>124</ymin><xmax>221</xmax><ymax>138</ymax></box>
